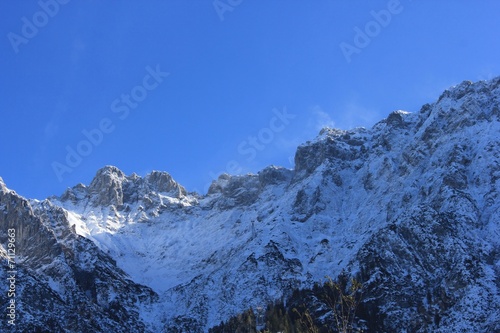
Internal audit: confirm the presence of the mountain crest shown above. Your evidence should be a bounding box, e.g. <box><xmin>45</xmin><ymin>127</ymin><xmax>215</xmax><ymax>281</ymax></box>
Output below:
<box><xmin>2</xmin><ymin>77</ymin><xmax>500</xmax><ymax>332</ymax></box>
<box><xmin>60</xmin><ymin>165</ymin><xmax>190</xmax><ymax>220</ymax></box>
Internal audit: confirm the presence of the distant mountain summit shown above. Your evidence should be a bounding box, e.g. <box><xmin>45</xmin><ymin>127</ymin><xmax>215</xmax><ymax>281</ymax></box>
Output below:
<box><xmin>1</xmin><ymin>77</ymin><xmax>499</xmax><ymax>332</ymax></box>
<box><xmin>61</xmin><ymin>165</ymin><xmax>188</xmax><ymax>208</ymax></box>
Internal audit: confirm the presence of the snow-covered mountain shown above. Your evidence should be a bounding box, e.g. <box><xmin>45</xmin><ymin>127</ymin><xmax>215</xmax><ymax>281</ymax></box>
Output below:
<box><xmin>1</xmin><ymin>77</ymin><xmax>500</xmax><ymax>332</ymax></box>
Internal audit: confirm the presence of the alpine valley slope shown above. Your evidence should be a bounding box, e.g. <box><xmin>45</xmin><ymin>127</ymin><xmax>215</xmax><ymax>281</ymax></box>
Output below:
<box><xmin>1</xmin><ymin>77</ymin><xmax>500</xmax><ymax>332</ymax></box>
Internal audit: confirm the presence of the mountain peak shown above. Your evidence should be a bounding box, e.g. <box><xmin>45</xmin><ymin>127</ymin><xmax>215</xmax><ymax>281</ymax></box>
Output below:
<box><xmin>59</xmin><ymin>165</ymin><xmax>189</xmax><ymax>210</ymax></box>
<box><xmin>87</xmin><ymin>165</ymin><xmax>128</xmax><ymax>206</ymax></box>
<box><xmin>0</xmin><ymin>177</ymin><xmax>15</xmax><ymax>197</ymax></box>
<box><xmin>95</xmin><ymin>165</ymin><xmax>126</xmax><ymax>177</ymax></box>
<box><xmin>145</xmin><ymin>170</ymin><xmax>186</xmax><ymax>197</ymax></box>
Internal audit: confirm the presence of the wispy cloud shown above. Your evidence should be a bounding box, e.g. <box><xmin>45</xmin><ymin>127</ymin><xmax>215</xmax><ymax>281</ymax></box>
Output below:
<box><xmin>338</xmin><ymin>98</ymin><xmax>380</xmax><ymax>129</ymax></box>
<box><xmin>309</xmin><ymin>105</ymin><xmax>335</xmax><ymax>131</ymax></box>
<box><xmin>477</xmin><ymin>67</ymin><xmax>497</xmax><ymax>82</ymax></box>
<box><xmin>33</xmin><ymin>101</ymin><xmax>67</xmax><ymax>169</ymax></box>
<box><xmin>274</xmin><ymin>105</ymin><xmax>336</xmax><ymax>152</ymax></box>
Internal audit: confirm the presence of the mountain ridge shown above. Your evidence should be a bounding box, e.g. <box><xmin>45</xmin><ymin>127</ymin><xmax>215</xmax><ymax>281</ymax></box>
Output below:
<box><xmin>1</xmin><ymin>77</ymin><xmax>499</xmax><ymax>332</ymax></box>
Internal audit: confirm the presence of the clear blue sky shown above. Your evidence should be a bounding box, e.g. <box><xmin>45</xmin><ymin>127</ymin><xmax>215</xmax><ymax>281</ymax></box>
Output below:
<box><xmin>1</xmin><ymin>0</ymin><xmax>499</xmax><ymax>200</ymax></box>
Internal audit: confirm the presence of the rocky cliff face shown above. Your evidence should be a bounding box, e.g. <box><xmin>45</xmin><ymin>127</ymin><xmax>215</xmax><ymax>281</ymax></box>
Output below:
<box><xmin>0</xmin><ymin>178</ymin><xmax>158</xmax><ymax>332</ymax></box>
<box><xmin>1</xmin><ymin>77</ymin><xmax>499</xmax><ymax>332</ymax></box>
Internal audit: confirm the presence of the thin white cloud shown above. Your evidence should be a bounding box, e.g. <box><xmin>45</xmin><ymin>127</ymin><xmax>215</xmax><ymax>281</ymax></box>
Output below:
<box><xmin>309</xmin><ymin>105</ymin><xmax>335</xmax><ymax>131</ymax></box>
<box><xmin>275</xmin><ymin>105</ymin><xmax>336</xmax><ymax>150</ymax></box>
<box><xmin>340</xmin><ymin>99</ymin><xmax>380</xmax><ymax>129</ymax></box>
<box><xmin>477</xmin><ymin>68</ymin><xmax>496</xmax><ymax>82</ymax></box>
<box><xmin>33</xmin><ymin>101</ymin><xmax>67</xmax><ymax>169</ymax></box>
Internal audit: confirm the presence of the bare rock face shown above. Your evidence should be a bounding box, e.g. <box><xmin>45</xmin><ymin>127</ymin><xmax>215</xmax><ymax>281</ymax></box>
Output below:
<box><xmin>1</xmin><ymin>77</ymin><xmax>500</xmax><ymax>332</ymax></box>
<box><xmin>357</xmin><ymin>205</ymin><xmax>495</xmax><ymax>332</ymax></box>
<box><xmin>0</xmin><ymin>182</ymin><xmax>158</xmax><ymax>332</ymax></box>
<box><xmin>146</xmin><ymin>170</ymin><xmax>186</xmax><ymax>197</ymax></box>
<box><xmin>294</xmin><ymin>130</ymin><xmax>362</xmax><ymax>176</ymax></box>
<box><xmin>88</xmin><ymin>166</ymin><xmax>127</xmax><ymax>206</ymax></box>
<box><xmin>207</xmin><ymin>173</ymin><xmax>261</xmax><ymax>209</ymax></box>
<box><xmin>258</xmin><ymin>165</ymin><xmax>293</xmax><ymax>187</ymax></box>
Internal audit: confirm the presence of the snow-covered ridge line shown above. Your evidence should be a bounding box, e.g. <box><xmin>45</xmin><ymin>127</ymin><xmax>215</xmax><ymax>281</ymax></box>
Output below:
<box><xmin>1</xmin><ymin>76</ymin><xmax>499</xmax><ymax>332</ymax></box>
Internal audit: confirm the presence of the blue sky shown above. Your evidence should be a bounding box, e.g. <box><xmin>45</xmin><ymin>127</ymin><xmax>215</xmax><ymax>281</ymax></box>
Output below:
<box><xmin>1</xmin><ymin>0</ymin><xmax>499</xmax><ymax>200</ymax></box>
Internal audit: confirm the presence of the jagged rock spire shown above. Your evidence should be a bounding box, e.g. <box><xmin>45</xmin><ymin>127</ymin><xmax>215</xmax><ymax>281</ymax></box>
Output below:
<box><xmin>88</xmin><ymin>165</ymin><xmax>127</xmax><ymax>206</ymax></box>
